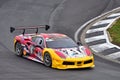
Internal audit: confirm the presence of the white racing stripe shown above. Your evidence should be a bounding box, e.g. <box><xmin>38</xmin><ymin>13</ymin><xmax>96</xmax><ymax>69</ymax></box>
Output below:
<box><xmin>105</xmin><ymin>51</ymin><xmax>120</xmax><ymax>59</ymax></box>
<box><xmin>85</xmin><ymin>35</ymin><xmax>106</xmax><ymax>43</ymax></box>
<box><xmin>107</xmin><ymin>13</ymin><xmax>120</xmax><ymax>17</ymax></box>
<box><xmin>90</xmin><ymin>43</ymin><xmax>115</xmax><ymax>53</ymax></box>
<box><xmin>86</xmin><ymin>27</ymin><xmax>106</xmax><ymax>34</ymax></box>
<box><xmin>93</xmin><ymin>18</ymin><xmax>116</xmax><ymax>26</ymax></box>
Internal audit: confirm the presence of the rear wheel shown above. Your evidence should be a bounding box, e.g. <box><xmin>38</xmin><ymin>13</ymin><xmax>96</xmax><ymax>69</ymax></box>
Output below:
<box><xmin>15</xmin><ymin>42</ymin><xmax>23</xmax><ymax>57</ymax></box>
<box><xmin>43</xmin><ymin>52</ymin><xmax>52</xmax><ymax>67</ymax></box>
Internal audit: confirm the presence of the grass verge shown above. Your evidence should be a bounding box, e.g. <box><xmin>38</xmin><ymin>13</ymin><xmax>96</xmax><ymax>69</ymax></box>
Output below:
<box><xmin>107</xmin><ymin>18</ymin><xmax>120</xmax><ymax>46</ymax></box>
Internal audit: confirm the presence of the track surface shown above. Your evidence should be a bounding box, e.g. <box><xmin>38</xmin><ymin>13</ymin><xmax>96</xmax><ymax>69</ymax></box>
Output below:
<box><xmin>0</xmin><ymin>0</ymin><xmax>120</xmax><ymax>80</ymax></box>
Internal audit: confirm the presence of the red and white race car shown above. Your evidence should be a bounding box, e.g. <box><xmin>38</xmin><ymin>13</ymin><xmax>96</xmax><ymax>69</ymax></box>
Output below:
<box><xmin>10</xmin><ymin>25</ymin><xmax>95</xmax><ymax>69</ymax></box>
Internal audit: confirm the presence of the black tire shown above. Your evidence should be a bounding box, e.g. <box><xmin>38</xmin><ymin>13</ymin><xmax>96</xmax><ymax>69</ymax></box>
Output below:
<box><xmin>15</xmin><ymin>42</ymin><xmax>23</xmax><ymax>57</ymax></box>
<box><xmin>43</xmin><ymin>52</ymin><xmax>52</xmax><ymax>67</ymax></box>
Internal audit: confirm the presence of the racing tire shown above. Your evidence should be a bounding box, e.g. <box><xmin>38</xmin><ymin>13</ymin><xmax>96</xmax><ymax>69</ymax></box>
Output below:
<box><xmin>15</xmin><ymin>42</ymin><xmax>23</xmax><ymax>57</ymax></box>
<box><xmin>43</xmin><ymin>52</ymin><xmax>52</xmax><ymax>67</ymax></box>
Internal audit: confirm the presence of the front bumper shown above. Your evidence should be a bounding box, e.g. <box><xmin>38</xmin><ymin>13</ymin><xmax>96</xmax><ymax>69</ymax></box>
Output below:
<box><xmin>52</xmin><ymin>56</ymin><xmax>95</xmax><ymax>69</ymax></box>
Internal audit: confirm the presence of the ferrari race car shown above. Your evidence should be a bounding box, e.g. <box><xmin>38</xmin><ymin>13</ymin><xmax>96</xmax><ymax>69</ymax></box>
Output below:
<box><xmin>10</xmin><ymin>25</ymin><xmax>95</xmax><ymax>69</ymax></box>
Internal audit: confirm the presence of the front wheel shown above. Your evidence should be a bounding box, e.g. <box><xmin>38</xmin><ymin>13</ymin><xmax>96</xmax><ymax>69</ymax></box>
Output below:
<box><xmin>15</xmin><ymin>42</ymin><xmax>23</xmax><ymax>57</ymax></box>
<box><xmin>43</xmin><ymin>52</ymin><xmax>52</xmax><ymax>67</ymax></box>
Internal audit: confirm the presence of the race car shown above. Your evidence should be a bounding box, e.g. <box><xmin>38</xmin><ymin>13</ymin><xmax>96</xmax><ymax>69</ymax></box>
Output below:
<box><xmin>10</xmin><ymin>25</ymin><xmax>95</xmax><ymax>69</ymax></box>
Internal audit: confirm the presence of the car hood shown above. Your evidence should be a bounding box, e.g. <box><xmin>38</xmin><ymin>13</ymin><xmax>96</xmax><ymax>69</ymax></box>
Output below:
<box><xmin>54</xmin><ymin>46</ymin><xmax>87</xmax><ymax>58</ymax></box>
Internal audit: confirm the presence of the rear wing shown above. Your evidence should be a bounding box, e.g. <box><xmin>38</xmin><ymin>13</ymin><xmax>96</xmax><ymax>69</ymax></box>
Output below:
<box><xmin>10</xmin><ymin>25</ymin><xmax>50</xmax><ymax>35</ymax></box>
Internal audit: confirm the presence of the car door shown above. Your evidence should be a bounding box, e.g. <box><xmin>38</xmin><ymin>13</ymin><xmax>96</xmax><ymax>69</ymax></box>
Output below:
<box><xmin>31</xmin><ymin>36</ymin><xmax>44</xmax><ymax>60</ymax></box>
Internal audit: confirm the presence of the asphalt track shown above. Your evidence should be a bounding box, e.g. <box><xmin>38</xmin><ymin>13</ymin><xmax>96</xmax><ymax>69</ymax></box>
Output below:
<box><xmin>0</xmin><ymin>0</ymin><xmax>120</xmax><ymax>80</ymax></box>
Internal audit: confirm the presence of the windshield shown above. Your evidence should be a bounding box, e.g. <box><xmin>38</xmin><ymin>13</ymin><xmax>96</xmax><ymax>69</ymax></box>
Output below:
<box><xmin>46</xmin><ymin>37</ymin><xmax>78</xmax><ymax>48</ymax></box>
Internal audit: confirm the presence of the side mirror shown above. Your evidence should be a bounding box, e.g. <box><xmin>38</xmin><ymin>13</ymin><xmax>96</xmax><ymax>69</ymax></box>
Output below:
<box><xmin>77</xmin><ymin>41</ymin><xmax>82</xmax><ymax>46</ymax></box>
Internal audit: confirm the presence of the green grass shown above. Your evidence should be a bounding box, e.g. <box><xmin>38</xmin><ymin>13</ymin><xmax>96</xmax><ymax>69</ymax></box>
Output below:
<box><xmin>108</xmin><ymin>18</ymin><xmax>120</xmax><ymax>46</ymax></box>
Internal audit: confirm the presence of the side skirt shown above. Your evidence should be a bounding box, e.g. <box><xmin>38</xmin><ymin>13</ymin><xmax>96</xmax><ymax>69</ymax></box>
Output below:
<box><xmin>24</xmin><ymin>56</ymin><xmax>44</xmax><ymax>63</ymax></box>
